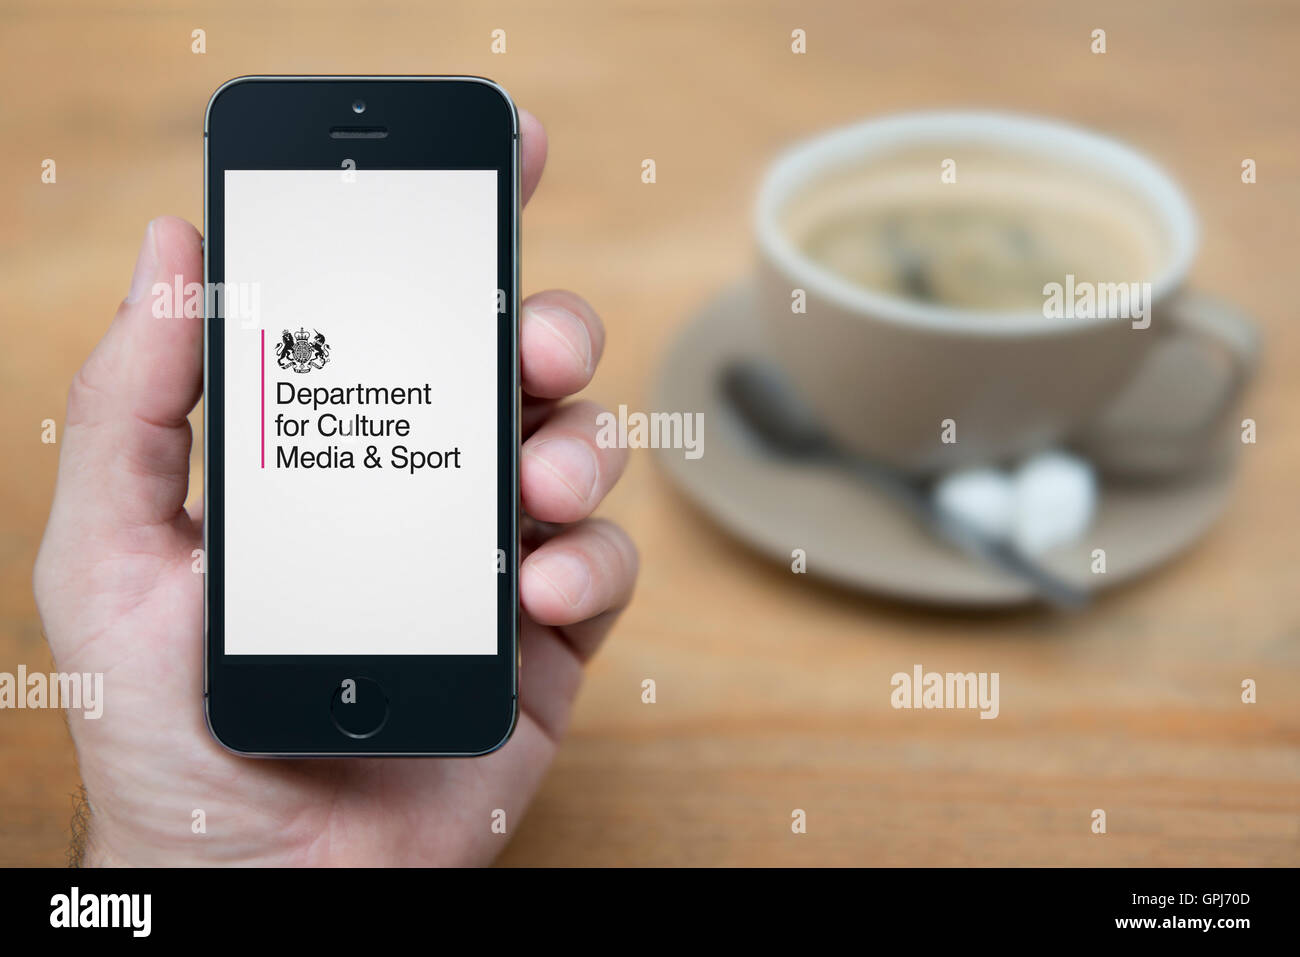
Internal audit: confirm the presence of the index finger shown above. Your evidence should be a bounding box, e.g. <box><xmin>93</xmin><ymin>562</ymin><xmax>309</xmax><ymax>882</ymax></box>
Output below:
<box><xmin>520</xmin><ymin>107</ymin><xmax>547</xmax><ymax>206</ymax></box>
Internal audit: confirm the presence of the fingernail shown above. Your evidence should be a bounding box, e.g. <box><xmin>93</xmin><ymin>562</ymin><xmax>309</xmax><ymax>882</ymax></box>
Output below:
<box><xmin>527</xmin><ymin>437</ymin><xmax>598</xmax><ymax>503</ymax></box>
<box><xmin>529</xmin><ymin>551</ymin><xmax>592</xmax><ymax>608</ymax></box>
<box><xmin>529</xmin><ymin>306</ymin><xmax>592</xmax><ymax>376</ymax></box>
<box><xmin>125</xmin><ymin>220</ymin><xmax>159</xmax><ymax>304</ymax></box>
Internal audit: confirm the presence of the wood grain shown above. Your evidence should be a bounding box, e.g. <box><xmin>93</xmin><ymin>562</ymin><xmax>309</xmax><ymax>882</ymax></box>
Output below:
<box><xmin>1</xmin><ymin>0</ymin><xmax>1296</xmax><ymax>866</ymax></box>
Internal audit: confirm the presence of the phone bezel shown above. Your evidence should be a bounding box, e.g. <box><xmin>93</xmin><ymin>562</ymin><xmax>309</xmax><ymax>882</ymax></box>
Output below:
<box><xmin>203</xmin><ymin>76</ymin><xmax>520</xmax><ymax>756</ymax></box>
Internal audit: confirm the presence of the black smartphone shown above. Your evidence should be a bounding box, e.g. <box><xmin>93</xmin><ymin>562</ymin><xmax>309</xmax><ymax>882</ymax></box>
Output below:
<box><xmin>203</xmin><ymin>76</ymin><xmax>519</xmax><ymax>756</ymax></box>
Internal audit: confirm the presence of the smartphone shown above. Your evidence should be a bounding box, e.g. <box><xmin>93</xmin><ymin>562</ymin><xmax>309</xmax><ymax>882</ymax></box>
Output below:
<box><xmin>203</xmin><ymin>76</ymin><xmax>519</xmax><ymax>756</ymax></box>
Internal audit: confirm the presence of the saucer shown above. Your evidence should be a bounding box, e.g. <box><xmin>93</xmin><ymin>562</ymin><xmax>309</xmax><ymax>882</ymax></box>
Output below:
<box><xmin>650</xmin><ymin>281</ymin><xmax>1240</xmax><ymax>606</ymax></box>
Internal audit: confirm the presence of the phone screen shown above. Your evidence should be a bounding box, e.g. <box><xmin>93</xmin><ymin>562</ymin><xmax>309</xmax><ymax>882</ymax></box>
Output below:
<box><xmin>221</xmin><ymin>169</ymin><xmax>499</xmax><ymax>656</ymax></box>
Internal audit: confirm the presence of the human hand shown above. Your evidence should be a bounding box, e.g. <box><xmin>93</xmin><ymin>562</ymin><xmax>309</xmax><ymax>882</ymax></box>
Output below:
<box><xmin>33</xmin><ymin>109</ymin><xmax>637</xmax><ymax>866</ymax></box>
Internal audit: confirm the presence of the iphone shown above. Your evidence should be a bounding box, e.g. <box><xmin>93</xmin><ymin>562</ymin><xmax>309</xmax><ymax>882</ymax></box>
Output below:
<box><xmin>203</xmin><ymin>77</ymin><xmax>519</xmax><ymax>755</ymax></box>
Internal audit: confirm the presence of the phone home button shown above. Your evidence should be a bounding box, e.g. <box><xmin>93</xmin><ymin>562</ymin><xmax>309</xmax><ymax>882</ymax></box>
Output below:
<box><xmin>330</xmin><ymin>678</ymin><xmax>390</xmax><ymax>739</ymax></box>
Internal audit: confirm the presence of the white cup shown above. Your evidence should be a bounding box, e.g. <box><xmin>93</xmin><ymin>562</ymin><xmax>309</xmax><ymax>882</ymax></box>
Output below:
<box><xmin>755</xmin><ymin>111</ymin><xmax>1257</xmax><ymax>475</ymax></box>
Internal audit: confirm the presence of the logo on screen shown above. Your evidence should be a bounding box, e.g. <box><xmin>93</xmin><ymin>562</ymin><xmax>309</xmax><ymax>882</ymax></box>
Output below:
<box><xmin>276</xmin><ymin>327</ymin><xmax>330</xmax><ymax>373</ymax></box>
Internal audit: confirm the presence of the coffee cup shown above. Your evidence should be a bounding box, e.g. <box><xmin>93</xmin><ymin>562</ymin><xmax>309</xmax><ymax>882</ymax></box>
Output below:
<box><xmin>754</xmin><ymin>111</ymin><xmax>1257</xmax><ymax>476</ymax></box>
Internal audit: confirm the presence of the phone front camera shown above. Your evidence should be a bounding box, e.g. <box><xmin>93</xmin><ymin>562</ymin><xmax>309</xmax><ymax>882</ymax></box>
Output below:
<box><xmin>352</xmin><ymin>100</ymin><xmax>366</xmax><ymax>114</ymax></box>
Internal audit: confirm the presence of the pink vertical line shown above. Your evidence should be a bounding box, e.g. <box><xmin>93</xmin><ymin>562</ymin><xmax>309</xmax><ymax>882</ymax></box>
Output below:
<box><xmin>260</xmin><ymin>329</ymin><xmax>265</xmax><ymax>469</ymax></box>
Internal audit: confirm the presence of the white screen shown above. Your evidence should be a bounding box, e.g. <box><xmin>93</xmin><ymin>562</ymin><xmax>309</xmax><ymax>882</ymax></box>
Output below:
<box><xmin>222</xmin><ymin>169</ymin><xmax>499</xmax><ymax>655</ymax></box>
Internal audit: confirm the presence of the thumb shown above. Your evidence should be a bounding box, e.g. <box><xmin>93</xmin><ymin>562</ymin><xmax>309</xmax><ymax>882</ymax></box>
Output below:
<box><xmin>51</xmin><ymin>217</ymin><xmax>204</xmax><ymax>535</ymax></box>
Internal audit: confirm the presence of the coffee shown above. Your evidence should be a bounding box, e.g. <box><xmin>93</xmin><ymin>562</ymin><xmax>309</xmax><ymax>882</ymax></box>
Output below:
<box><xmin>784</xmin><ymin>149</ymin><xmax>1169</xmax><ymax>312</ymax></box>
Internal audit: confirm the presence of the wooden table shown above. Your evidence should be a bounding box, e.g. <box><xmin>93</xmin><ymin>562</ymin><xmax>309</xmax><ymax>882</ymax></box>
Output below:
<box><xmin>1</xmin><ymin>0</ymin><xmax>1296</xmax><ymax>866</ymax></box>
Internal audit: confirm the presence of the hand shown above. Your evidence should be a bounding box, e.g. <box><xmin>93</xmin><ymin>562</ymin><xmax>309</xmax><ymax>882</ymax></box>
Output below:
<box><xmin>33</xmin><ymin>110</ymin><xmax>637</xmax><ymax>866</ymax></box>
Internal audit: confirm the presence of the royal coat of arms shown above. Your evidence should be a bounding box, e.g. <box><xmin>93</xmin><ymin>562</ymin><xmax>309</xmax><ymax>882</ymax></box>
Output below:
<box><xmin>276</xmin><ymin>328</ymin><xmax>330</xmax><ymax>373</ymax></box>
